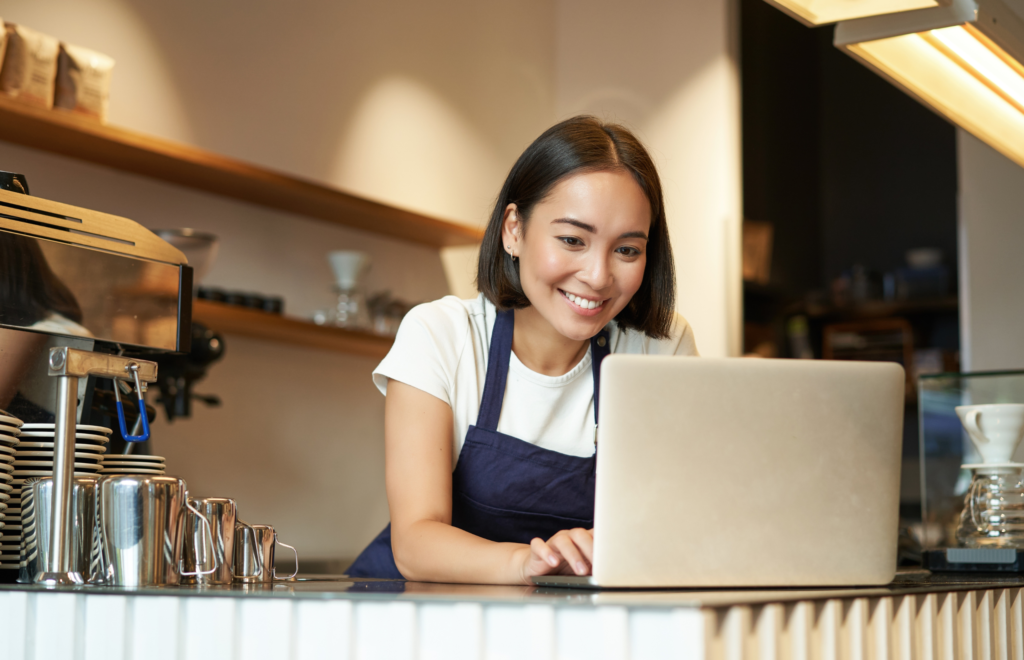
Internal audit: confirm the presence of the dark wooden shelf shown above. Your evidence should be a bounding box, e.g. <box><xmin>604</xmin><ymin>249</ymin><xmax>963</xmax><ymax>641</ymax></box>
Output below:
<box><xmin>0</xmin><ymin>97</ymin><xmax>483</xmax><ymax>248</ymax></box>
<box><xmin>193</xmin><ymin>300</ymin><xmax>393</xmax><ymax>359</ymax></box>
<box><xmin>802</xmin><ymin>297</ymin><xmax>960</xmax><ymax>320</ymax></box>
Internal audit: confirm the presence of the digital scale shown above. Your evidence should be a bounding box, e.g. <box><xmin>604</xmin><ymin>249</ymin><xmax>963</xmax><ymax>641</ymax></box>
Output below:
<box><xmin>924</xmin><ymin>548</ymin><xmax>1024</xmax><ymax>573</ymax></box>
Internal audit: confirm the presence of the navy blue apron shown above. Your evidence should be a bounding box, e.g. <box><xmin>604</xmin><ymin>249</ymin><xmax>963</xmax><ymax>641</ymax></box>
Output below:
<box><xmin>346</xmin><ymin>309</ymin><xmax>611</xmax><ymax>579</ymax></box>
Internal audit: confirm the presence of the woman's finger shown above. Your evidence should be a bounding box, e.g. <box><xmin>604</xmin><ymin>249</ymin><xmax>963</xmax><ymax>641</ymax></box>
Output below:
<box><xmin>549</xmin><ymin>533</ymin><xmax>589</xmax><ymax>575</ymax></box>
<box><xmin>530</xmin><ymin>537</ymin><xmax>562</xmax><ymax>568</ymax></box>
<box><xmin>567</xmin><ymin>528</ymin><xmax>595</xmax><ymax>564</ymax></box>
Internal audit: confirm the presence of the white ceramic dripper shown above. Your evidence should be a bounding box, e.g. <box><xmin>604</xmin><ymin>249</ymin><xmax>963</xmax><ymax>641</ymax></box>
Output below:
<box><xmin>955</xmin><ymin>404</ymin><xmax>1024</xmax><ymax>466</ymax></box>
<box><xmin>325</xmin><ymin>251</ymin><xmax>371</xmax><ymax>329</ymax></box>
<box><xmin>327</xmin><ymin>251</ymin><xmax>371</xmax><ymax>290</ymax></box>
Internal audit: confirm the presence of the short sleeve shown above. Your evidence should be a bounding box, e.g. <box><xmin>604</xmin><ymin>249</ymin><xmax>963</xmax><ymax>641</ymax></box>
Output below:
<box><xmin>371</xmin><ymin>299</ymin><xmax>472</xmax><ymax>407</ymax></box>
<box><xmin>607</xmin><ymin>311</ymin><xmax>700</xmax><ymax>356</ymax></box>
<box><xmin>670</xmin><ymin>313</ymin><xmax>700</xmax><ymax>356</ymax></box>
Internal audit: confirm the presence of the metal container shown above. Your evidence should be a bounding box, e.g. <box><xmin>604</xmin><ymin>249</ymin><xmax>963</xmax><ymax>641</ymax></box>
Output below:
<box><xmin>18</xmin><ymin>476</ymin><xmax>98</xmax><ymax>583</ymax></box>
<box><xmin>94</xmin><ymin>475</ymin><xmax>215</xmax><ymax>587</ymax></box>
<box><xmin>233</xmin><ymin>521</ymin><xmax>298</xmax><ymax>584</ymax></box>
<box><xmin>181</xmin><ymin>497</ymin><xmax>236</xmax><ymax>585</ymax></box>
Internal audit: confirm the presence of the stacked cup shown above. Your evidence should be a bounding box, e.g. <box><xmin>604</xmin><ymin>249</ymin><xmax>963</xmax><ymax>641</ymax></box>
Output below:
<box><xmin>0</xmin><ymin>412</ymin><xmax>23</xmax><ymax>570</ymax></box>
<box><xmin>11</xmin><ymin>423</ymin><xmax>109</xmax><ymax>558</ymax></box>
<box><xmin>102</xmin><ymin>454</ymin><xmax>166</xmax><ymax>475</ymax></box>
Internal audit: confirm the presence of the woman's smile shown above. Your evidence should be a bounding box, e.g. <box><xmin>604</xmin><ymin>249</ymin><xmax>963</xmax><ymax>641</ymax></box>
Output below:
<box><xmin>558</xmin><ymin>289</ymin><xmax>607</xmax><ymax>315</ymax></box>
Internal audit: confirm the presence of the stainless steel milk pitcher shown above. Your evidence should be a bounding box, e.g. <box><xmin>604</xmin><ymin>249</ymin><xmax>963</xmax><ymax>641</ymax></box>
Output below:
<box><xmin>94</xmin><ymin>475</ymin><xmax>216</xmax><ymax>586</ymax></box>
<box><xmin>233</xmin><ymin>520</ymin><xmax>298</xmax><ymax>583</ymax></box>
<box><xmin>181</xmin><ymin>497</ymin><xmax>237</xmax><ymax>585</ymax></box>
<box><xmin>19</xmin><ymin>476</ymin><xmax>99</xmax><ymax>584</ymax></box>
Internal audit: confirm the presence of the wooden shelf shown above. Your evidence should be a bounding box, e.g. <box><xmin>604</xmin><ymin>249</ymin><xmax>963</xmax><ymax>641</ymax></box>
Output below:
<box><xmin>193</xmin><ymin>300</ymin><xmax>393</xmax><ymax>359</ymax></box>
<box><xmin>802</xmin><ymin>297</ymin><xmax>960</xmax><ymax>320</ymax></box>
<box><xmin>0</xmin><ymin>97</ymin><xmax>483</xmax><ymax>248</ymax></box>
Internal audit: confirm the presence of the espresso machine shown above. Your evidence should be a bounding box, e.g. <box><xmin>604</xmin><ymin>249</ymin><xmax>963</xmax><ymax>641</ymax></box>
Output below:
<box><xmin>0</xmin><ymin>172</ymin><xmax>193</xmax><ymax>584</ymax></box>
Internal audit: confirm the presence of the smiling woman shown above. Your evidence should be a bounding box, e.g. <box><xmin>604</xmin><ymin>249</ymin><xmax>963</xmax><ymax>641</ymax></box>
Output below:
<box><xmin>345</xmin><ymin>116</ymin><xmax>699</xmax><ymax>585</ymax></box>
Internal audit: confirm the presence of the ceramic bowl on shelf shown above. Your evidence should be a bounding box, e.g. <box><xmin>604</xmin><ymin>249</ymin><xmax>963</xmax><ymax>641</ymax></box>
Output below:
<box><xmin>154</xmin><ymin>229</ymin><xmax>219</xmax><ymax>285</ymax></box>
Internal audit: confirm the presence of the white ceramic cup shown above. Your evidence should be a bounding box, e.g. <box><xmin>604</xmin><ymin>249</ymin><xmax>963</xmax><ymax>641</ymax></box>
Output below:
<box><xmin>956</xmin><ymin>403</ymin><xmax>1024</xmax><ymax>464</ymax></box>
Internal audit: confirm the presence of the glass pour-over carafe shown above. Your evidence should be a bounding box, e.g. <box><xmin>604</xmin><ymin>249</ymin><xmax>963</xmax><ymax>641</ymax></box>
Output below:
<box><xmin>954</xmin><ymin>404</ymin><xmax>1024</xmax><ymax>548</ymax></box>
<box><xmin>955</xmin><ymin>466</ymin><xmax>1024</xmax><ymax>547</ymax></box>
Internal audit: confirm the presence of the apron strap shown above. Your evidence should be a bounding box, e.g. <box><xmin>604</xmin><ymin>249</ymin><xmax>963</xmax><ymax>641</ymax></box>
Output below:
<box><xmin>476</xmin><ymin>309</ymin><xmax>515</xmax><ymax>431</ymax></box>
<box><xmin>590</xmin><ymin>326</ymin><xmax>611</xmax><ymax>425</ymax></box>
<box><xmin>475</xmin><ymin>308</ymin><xmax>612</xmax><ymax>431</ymax></box>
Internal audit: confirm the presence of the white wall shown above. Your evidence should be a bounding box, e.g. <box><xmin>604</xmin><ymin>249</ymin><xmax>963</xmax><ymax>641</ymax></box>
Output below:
<box><xmin>1</xmin><ymin>0</ymin><xmax>741</xmax><ymax>563</ymax></box>
<box><xmin>555</xmin><ymin>0</ymin><xmax>743</xmax><ymax>358</ymax></box>
<box><xmin>957</xmin><ymin>129</ymin><xmax>1024</xmax><ymax>372</ymax></box>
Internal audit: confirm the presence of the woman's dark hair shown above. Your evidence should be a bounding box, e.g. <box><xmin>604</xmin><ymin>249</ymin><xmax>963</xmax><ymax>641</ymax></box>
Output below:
<box><xmin>477</xmin><ymin>115</ymin><xmax>675</xmax><ymax>339</ymax></box>
<box><xmin>0</xmin><ymin>233</ymin><xmax>83</xmax><ymax>326</ymax></box>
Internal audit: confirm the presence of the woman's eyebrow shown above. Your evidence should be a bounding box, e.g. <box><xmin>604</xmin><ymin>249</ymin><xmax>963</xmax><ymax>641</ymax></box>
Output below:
<box><xmin>553</xmin><ymin>218</ymin><xmax>595</xmax><ymax>232</ymax></box>
<box><xmin>553</xmin><ymin>218</ymin><xmax>648</xmax><ymax>241</ymax></box>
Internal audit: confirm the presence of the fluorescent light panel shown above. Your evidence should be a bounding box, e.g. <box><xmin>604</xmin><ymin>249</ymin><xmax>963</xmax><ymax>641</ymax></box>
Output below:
<box><xmin>844</xmin><ymin>23</ymin><xmax>1024</xmax><ymax>167</ymax></box>
<box><xmin>766</xmin><ymin>0</ymin><xmax>945</xmax><ymax>26</ymax></box>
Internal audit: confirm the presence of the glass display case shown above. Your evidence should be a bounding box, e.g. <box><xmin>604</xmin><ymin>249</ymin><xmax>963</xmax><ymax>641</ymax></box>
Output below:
<box><xmin>918</xmin><ymin>369</ymin><xmax>1024</xmax><ymax>550</ymax></box>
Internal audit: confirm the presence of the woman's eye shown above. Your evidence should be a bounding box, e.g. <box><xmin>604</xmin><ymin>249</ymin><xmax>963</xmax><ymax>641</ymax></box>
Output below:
<box><xmin>617</xmin><ymin>246</ymin><xmax>642</xmax><ymax>257</ymax></box>
<box><xmin>559</xmin><ymin>236</ymin><xmax>584</xmax><ymax>247</ymax></box>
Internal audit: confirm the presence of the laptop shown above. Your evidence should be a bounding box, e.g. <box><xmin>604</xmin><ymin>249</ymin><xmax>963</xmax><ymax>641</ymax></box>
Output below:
<box><xmin>532</xmin><ymin>356</ymin><xmax>905</xmax><ymax>589</ymax></box>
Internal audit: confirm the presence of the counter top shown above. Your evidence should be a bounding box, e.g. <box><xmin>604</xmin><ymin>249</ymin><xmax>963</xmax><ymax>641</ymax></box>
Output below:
<box><xmin>3</xmin><ymin>569</ymin><xmax>1022</xmax><ymax>609</ymax></box>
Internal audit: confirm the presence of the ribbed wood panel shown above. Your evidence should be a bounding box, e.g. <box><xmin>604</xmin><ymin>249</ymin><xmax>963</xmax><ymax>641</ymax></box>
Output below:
<box><xmin>0</xmin><ymin>591</ymin><xmax>705</xmax><ymax>660</ymax></box>
<box><xmin>704</xmin><ymin>589</ymin><xmax>1024</xmax><ymax>660</ymax></box>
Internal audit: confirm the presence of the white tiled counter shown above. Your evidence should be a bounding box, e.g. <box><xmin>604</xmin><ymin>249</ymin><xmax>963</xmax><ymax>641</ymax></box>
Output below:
<box><xmin>0</xmin><ymin>572</ymin><xmax>1021</xmax><ymax>659</ymax></box>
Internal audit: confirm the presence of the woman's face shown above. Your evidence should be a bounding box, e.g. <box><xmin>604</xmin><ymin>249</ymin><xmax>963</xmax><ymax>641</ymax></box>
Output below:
<box><xmin>503</xmin><ymin>169</ymin><xmax>652</xmax><ymax>342</ymax></box>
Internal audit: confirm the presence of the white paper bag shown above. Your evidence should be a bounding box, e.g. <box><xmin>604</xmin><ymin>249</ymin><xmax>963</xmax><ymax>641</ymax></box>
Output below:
<box><xmin>0</xmin><ymin>23</ymin><xmax>59</xmax><ymax>109</ymax></box>
<box><xmin>55</xmin><ymin>42</ymin><xmax>115</xmax><ymax>122</ymax></box>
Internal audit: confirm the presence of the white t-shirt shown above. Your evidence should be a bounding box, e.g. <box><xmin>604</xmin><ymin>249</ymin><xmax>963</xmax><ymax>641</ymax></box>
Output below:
<box><xmin>372</xmin><ymin>294</ymin><xmax>699</xmax><ymax>467</ymax></box>
<box><xmin>29</xmin><ymin>312</ymin><xmax>93</xmax><ymax>338</ymax></box>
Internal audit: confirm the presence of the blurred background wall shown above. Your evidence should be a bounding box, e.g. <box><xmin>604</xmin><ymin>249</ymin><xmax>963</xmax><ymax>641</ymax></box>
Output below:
<box><xmin>957</xmin><ymin>131</ymin><xmax>1024</xmax><ymax>373</ymax></box>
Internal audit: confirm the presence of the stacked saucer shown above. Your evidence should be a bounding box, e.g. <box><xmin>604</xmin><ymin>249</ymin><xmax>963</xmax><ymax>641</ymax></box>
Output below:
<box><xmin>10</xmin><ymin>424</ymin><xmax>109</xmax><ymax>560</ymax></box>
<box><xmin>102</xmin><ymin>454</ymin><xmax>166</xmax><ymax>475</ymax></box>
<box><xmin>0</xmin><ymin>413</ymin><xmax>22</xmax><ymax>570</ymax></box>
<box><xmin>13</xmin><ymin>424</ymin><xmax>110</xmax><ymax>479</ymax></box>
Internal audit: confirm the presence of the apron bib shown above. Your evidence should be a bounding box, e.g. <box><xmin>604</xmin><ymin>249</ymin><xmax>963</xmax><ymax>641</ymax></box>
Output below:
<box><xmin>346</xmin><ymin>309</ymin><xmax>610</xmax><ymax>579</ymax></box>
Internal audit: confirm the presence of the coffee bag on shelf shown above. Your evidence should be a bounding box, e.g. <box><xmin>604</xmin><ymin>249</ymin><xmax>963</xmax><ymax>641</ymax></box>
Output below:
<box><xmin>55</xmin><ymin>42</ymin><xmax>114</xmax><ymax>122</ymax></box>
<box><xmin>0</xmin><ymin>23</ymin><xmax>59</xmax><ymax>109</ymax></box>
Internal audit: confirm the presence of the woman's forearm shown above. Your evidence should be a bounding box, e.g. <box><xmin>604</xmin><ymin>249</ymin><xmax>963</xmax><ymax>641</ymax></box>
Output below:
<box><xmin>392</xmin><ymin>519</ymin><xmax>528</xmax><ymax>585</ymax></box>
<box><xmin>383</xmin><ymin>382</ymin><xmax>530</xmax><ymax>584</ymax></box>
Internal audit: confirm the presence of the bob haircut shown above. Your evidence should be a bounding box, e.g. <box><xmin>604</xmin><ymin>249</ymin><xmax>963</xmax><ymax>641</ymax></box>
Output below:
<box><xmin>0</xmin><ymin>232</ymin><xmax>83</xmax><ymax>327</ymax></box>
<box><xmin>477</xmin><ymin>116</ymin><xmax>675</xmax><ymax>339</ymax></box>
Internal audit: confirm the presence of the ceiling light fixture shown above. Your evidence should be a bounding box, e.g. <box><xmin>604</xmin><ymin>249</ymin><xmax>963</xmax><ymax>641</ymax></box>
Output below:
<box><xmin>834</xmin><ymin>0</ymin><xmax>1024</xmax><ymax>168</ymax></box>
<box><xmin>763</xmin><ymin>0</ymin><xmax>948</xmax><ymax>26</ymax></box>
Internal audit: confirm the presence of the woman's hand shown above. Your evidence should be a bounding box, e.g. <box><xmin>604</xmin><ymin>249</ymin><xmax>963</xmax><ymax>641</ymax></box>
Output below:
<box><xmin>518</xmin><ymin>528</ymin><xmax>594</xmax><ymax>584</ymax></box>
